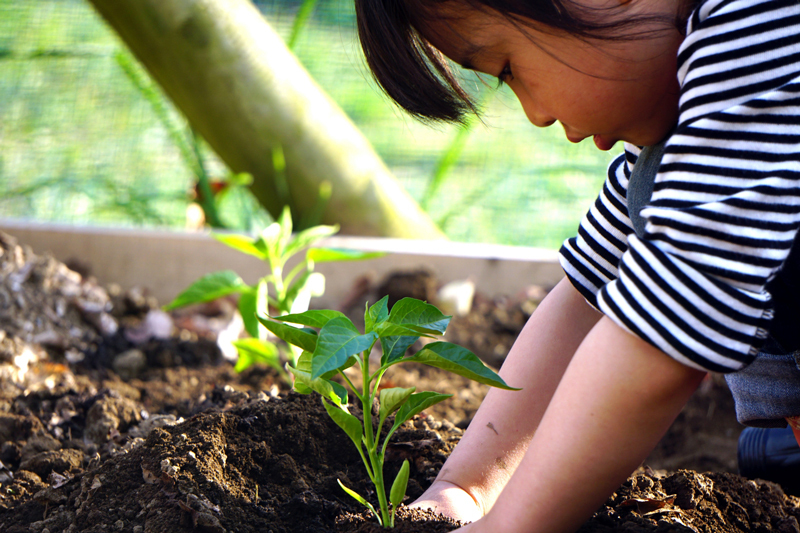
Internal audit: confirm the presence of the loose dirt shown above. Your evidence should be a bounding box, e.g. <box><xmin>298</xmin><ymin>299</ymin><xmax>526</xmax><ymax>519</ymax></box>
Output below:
<box><xmin>0</xmin><ymin>231</ymin><xmax>798</xmax><ymax>533</ymax></box>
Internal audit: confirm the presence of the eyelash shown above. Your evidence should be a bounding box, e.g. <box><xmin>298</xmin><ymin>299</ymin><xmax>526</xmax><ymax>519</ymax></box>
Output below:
<box><xmin>497</xmin><ymin>64</ymin><xmax>514</xmax><ymax>86</ymax></box>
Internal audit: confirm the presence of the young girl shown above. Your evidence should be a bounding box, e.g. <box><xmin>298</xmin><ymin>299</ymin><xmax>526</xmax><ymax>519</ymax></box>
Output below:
<box><xmin>354</xmin><ymin>0</ymin><xmax>800</xmax><ymax>530</ymax></box>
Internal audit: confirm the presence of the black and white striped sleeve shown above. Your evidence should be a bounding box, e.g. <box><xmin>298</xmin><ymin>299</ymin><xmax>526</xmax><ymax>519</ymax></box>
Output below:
<box><xmin>562</xmin><ymin>0</ymin><xmax>800</xmax><ymax>373</ymax></box>
<box><xmin>559</xmin><ymin>148</ymin><xmax>637</xmax><ymax>308</ymax></box>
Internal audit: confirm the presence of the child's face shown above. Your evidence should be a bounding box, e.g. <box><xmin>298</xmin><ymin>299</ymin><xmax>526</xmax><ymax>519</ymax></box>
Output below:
<box><xmin>424</xmin><ymin>2</ymin><xmax>684</xmax><ymax>149</ymax></box>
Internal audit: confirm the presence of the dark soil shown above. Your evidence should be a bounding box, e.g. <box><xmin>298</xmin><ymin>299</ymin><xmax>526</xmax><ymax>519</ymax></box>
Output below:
<box><xmin>0</xmin><ymin>231</ymin><xmax>798</xmax><ymax>533</ymax></box>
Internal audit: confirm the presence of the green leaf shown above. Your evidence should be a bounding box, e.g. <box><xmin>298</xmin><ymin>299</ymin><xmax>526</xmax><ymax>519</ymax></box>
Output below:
<box><xmin>211</xmin><ymin>233</ymin><xmax>267</xmax><ymax>260</ymax></box>
<box><xmin>293</xmin><ymin>350</ymin><xmax>313</xmax><ymax>372</ymax></box>
<box><xmin>407</xmin><ymin>342</ymin><xmax>519</xmax><ymax>390</ymax></box>
<box><xmin>290</xmin><ymin>351</ymin><xmax>314</xmax><ymax>394</ymax></box>
<box><xmin>306</xmin><ymin>248</ymin><xmax>385</xmax><ymax>263</ymax></box>
<box><xmin>386</xmin><ymin>298</ymin><xmax>451</xmax><ymax>335</ymax></box>
<box><xmin>338</xmin><ymin>480</ymin><xmax>380</xmax><ymax>524</ymax></box>
<box><xmin>294</xmin><ymin>349</ymin><xmax>354</xmax><ymax>381</ymax></box>
<box><xmin>237</xmin><ymin>289</ymin><xmax>259</xmax><ymax>338</ymax></box>
<box><xmin>330</xmin><ymin>380</ymin><xmax>350</xmax><ymax>406</ymax></box>
<box><xmin>365</xmin><ymin>296</ymin><xmax>389</xmax><ymax>333</ymax></box>
<box><xmin>390</xmin><ymin>460</ymin><xmax>410</xmax><ymax>508</ymax></box>
<box><xmin>257</xmin><ymin>318</ymin><xmax>318</xmax><ymax>353</ymax></box>
<box><xmin>379</xmin><ymin>387</ymin><xmax>415</xmax><ymax>426</ymax></box>
<box><xmin>268</xmin><ymin>309</ymin><xmax>346</xmax><ymax>329</ymax></box>
<box><xmin>312</xmin><ymin>317</ymin><xmax>377</xmax><ymax>379</ymax></box>
<box><xmin>393</xmin><ymin>392</ymin><xmax>452</xmax><ymax>430</ymax></box>
<box><xmin>323</xmin><ymin>398</ymin><xmax>363</xmax><ymax>448</ymax></box>
<box><xmin>164</xmin><ymin>270</ymin><xmax>249</xmax><ymax>310</ymax></box>
<box><xmin>283</xmin><ymin>224</ymin><xmax>340</xmax><ymax>260</ymax></box>
<box><xmin>380</xmin><ymin>336</ymin><xmax>418</xmax><ymax>365</ymax></box>
<box><xmin>293</xmin><ymin>380</ymin><xmax>313</xmax><ymax>394</ymax></box>
<box><xmin>232</xmin><ymin>339</ymin><xmax>280</xmax><ymax>373</ymax></box>
<box><xmin>288</xmin><ymin>366</ymin><xmax>349</xmax><ymax>408</ymax></box>
<box><xmin>375</xmin><ymin>323</ymin><xmax>441</xmax><ymax>338</ymax></box>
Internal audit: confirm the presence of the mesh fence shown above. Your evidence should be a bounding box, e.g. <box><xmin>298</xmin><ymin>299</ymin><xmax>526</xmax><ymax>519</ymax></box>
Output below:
<box><xmin>0</xmin><ymin>0</ymin><xmax>614</xmax><ymax>248</ymax></box>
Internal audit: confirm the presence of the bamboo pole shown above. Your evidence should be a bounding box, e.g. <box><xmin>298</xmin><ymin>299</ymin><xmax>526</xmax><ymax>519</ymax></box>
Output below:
<box><xmin>87</xmin><ymin>0</ymin><xmax>446</xmax><ymax>238</ymax></box>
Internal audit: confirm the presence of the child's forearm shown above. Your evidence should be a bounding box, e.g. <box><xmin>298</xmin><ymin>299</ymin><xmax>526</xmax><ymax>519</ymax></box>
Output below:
<box><xmin>470</xmin><ymin>317</ymin><xmax>707</xmax><ymax>533</ymax></box>
<box><xmin>417</xmin><ymin>278</ymin><xmax>603</xmax><ymax>516</ymax></box>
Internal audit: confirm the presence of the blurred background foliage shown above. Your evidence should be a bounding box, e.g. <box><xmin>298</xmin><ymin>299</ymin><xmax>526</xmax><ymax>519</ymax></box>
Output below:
<box><xmin>0</xmin><ymin>0</ymin><xmax>614</xmax><ymax>249</ymax></box>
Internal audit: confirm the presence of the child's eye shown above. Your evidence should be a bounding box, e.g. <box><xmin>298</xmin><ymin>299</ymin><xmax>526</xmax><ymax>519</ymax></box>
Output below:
<box><xmin>497</xmin><ymin>64</ymin><xmax>514</xmax><ymax>85</ymax></box>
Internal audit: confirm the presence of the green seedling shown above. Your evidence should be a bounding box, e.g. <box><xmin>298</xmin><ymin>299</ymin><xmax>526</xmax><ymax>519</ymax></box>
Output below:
<box><xmin>259</xmin><ymin>296</ymin><xmax>519</xmax><ymax>527</ymax></box>
<box><xmin>165</xmin><ymin>206</ymin><xmax>382</xmax><ymax>375</ymax></box>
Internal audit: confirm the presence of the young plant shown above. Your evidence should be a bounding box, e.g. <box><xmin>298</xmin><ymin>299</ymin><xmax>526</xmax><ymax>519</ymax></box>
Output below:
<box><xmin>259</xmin><ymin>296</ymin><xmax>519</xmax><ymax>528</ymax></box>
<box><xmin>165</xmin><ymin>206</ymin><xmax>381</xmax><ymax>374</ymax></box>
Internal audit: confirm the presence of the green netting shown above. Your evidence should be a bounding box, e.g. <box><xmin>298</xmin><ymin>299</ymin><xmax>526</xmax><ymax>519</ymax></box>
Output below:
<box><xmin>0</xmin><ymin>0</ymin><xmax>614</xmax><ymax>248</ymax></box>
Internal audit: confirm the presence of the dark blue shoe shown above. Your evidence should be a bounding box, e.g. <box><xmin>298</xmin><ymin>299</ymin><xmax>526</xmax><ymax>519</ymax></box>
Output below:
<box><xmin>738</xmin><ymin>426</ymin><xmax>800</xmax><ymax>494</ymax></box>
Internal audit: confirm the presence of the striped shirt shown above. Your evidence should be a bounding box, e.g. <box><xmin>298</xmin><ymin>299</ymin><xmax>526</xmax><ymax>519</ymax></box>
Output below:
<box><xmin>559</xmin><ymin>0</ymin><xmax>800</xmax><ymax>373</ymax></box>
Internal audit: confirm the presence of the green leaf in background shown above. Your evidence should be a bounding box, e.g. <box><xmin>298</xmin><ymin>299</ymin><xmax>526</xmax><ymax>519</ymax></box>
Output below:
<box><xmin>229</xmin><ymin>172</ymin><xmax>254</xmax><ymax>186</ymax></box>
<box><xmin>386</xmin><ymin>298</ymin><xmax>451</xmax><ymax>335</ymax></box>
<box><xmin>287</xmin><ymin>0</ymin><xmax>319</xmax><ymax>50</ymax></box>
<box><xmin>256</xmin><ymin>279</ymin><xmax>270</xmax><ymax>338</ymax></box>
<box><xmin>267</xmin><ymin>309</ymin><xmax>347</xmax><ymax>329</ymax></box>
<box><xmin>407</xmin><ymin>342</ymin><xmax>519</xmax><ymax>390</ymax></box>
<box><xmin>274</xmin><ymin>206</ymin><xmax>294</xmax><ymax>264</ymax></box>
<box><xmin>285</xmin><ymin>271</ymin><xmax>325</xmax><ymax>314</ymax></box>
<box><xmin>283</xmin><ymin>224</ymin><xmax>340</xmax><ymax>261</ymax></box>
<box><xmin>380</xmin><ymin>336</ymin><xmax>419</xmax><ymax>365</ymax></box>
<box><xmin>306</xmin><ymin>248</ymin><xmax>385</xmax><ymax>263</ymax></box>
<box><xmin>323</xmin><ymin>399</ymin><xmax>363</xmax><ymax>448</ymax></box>
<box><xmin>237</xmin><ymin>288</ymin><xmax>259</xmax><ymax>338</ymax></box>
<box><xmin>365</xmin><ymin>296</ymin><xmax>389</xmax><ymax>333</ymax></box>
<box><xmin>164</xmin><ymin>270</ymin><xmax>249</xmax><ymax>310</ymax></box>
<box><xmin>259</xmin><ymin>219</ymin><xmax>283</xmax><ymax>268</ymax></box>
<box><xmin>212</xmin><ymin>232</ymin><xmax>268</xmax><ymax>260</ymax></box>
<box><xmin>379</xmin><ymin>387</ymin><xmax>415</xmax><ymax>426</ymax></box>
<box><xmin>392</xmin><ymin>392</ymin><xmax>452</xmax><ymax>429</ymax></box>
<box><xmin>312</xmin><ymin>317</ymin><xmax>377</xmax><ymax>379</ymax></box>
<box><xmin>232</xmin><ymin>338</ymin><xmax>280</xmax><ymax>373</ymax></box>
<box><xmin>390</xmin><ymin>460</ymin><xmax>410</xmax><ymax>508</ymax></box>
<box><xmin>257</xmin><ymin>317</ymin><xmax>318</xmax><ymax>353</ymax></box>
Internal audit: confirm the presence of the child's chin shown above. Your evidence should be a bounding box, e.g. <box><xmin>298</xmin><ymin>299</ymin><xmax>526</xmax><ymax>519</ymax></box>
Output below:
<box><xmin>593</xmin><ymin>135</ymin><xmax>618</xmax><ymax>151</ymax></box>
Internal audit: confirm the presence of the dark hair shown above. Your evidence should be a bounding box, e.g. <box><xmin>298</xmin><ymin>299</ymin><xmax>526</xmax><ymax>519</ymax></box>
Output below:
<box><xmin>355</xmin><ymin>0</ymin><xmax>694</xmax><ymax>124</ymax></box>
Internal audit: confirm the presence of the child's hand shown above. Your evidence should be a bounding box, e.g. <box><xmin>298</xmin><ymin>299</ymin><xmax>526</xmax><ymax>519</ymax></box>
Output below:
<box><xmin>409</xmin><ymin>479</ymin><xmax>484</xmax><ymax>524</ymax></box>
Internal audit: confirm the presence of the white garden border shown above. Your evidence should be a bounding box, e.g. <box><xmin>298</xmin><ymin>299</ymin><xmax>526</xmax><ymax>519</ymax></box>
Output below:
<box><xmin>0</xmin><ymin>219</ymin><xmax>563</xmax><ymax>306</ymax></box>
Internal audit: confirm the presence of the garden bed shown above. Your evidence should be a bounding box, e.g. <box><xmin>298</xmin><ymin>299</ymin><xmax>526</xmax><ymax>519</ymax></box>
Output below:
<box><xmin>0</xmin><ymin>231</ymin><xmax>799</xmax><ymax>533</ymax></box>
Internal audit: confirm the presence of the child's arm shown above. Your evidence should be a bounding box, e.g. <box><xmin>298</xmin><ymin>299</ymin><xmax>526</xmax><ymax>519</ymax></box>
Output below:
<box><xmin>412</xmin><ymin>277</ymin><xmax>604</xmax><ymax>521</ymax></box>
<box><xmin>457</xmin><ymin>315</ymin><xmax>707</xmax><ymax>533</ymax></box>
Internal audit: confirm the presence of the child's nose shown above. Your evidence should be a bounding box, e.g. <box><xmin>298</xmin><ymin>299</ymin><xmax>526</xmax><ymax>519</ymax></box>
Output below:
<box><xmin>522</xmin><ymin>105</ymin><xmax>555</xmax><ymax>128</ymax></box>
<box><xmin>512</xmin><ymin>85</ymin><xmax>555</xmax><ymax>128</ymax></box>
<box><xmin>527</xmin><ymin>114</ymin><xmax>555</xmax><ymax>128</ymax></box>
